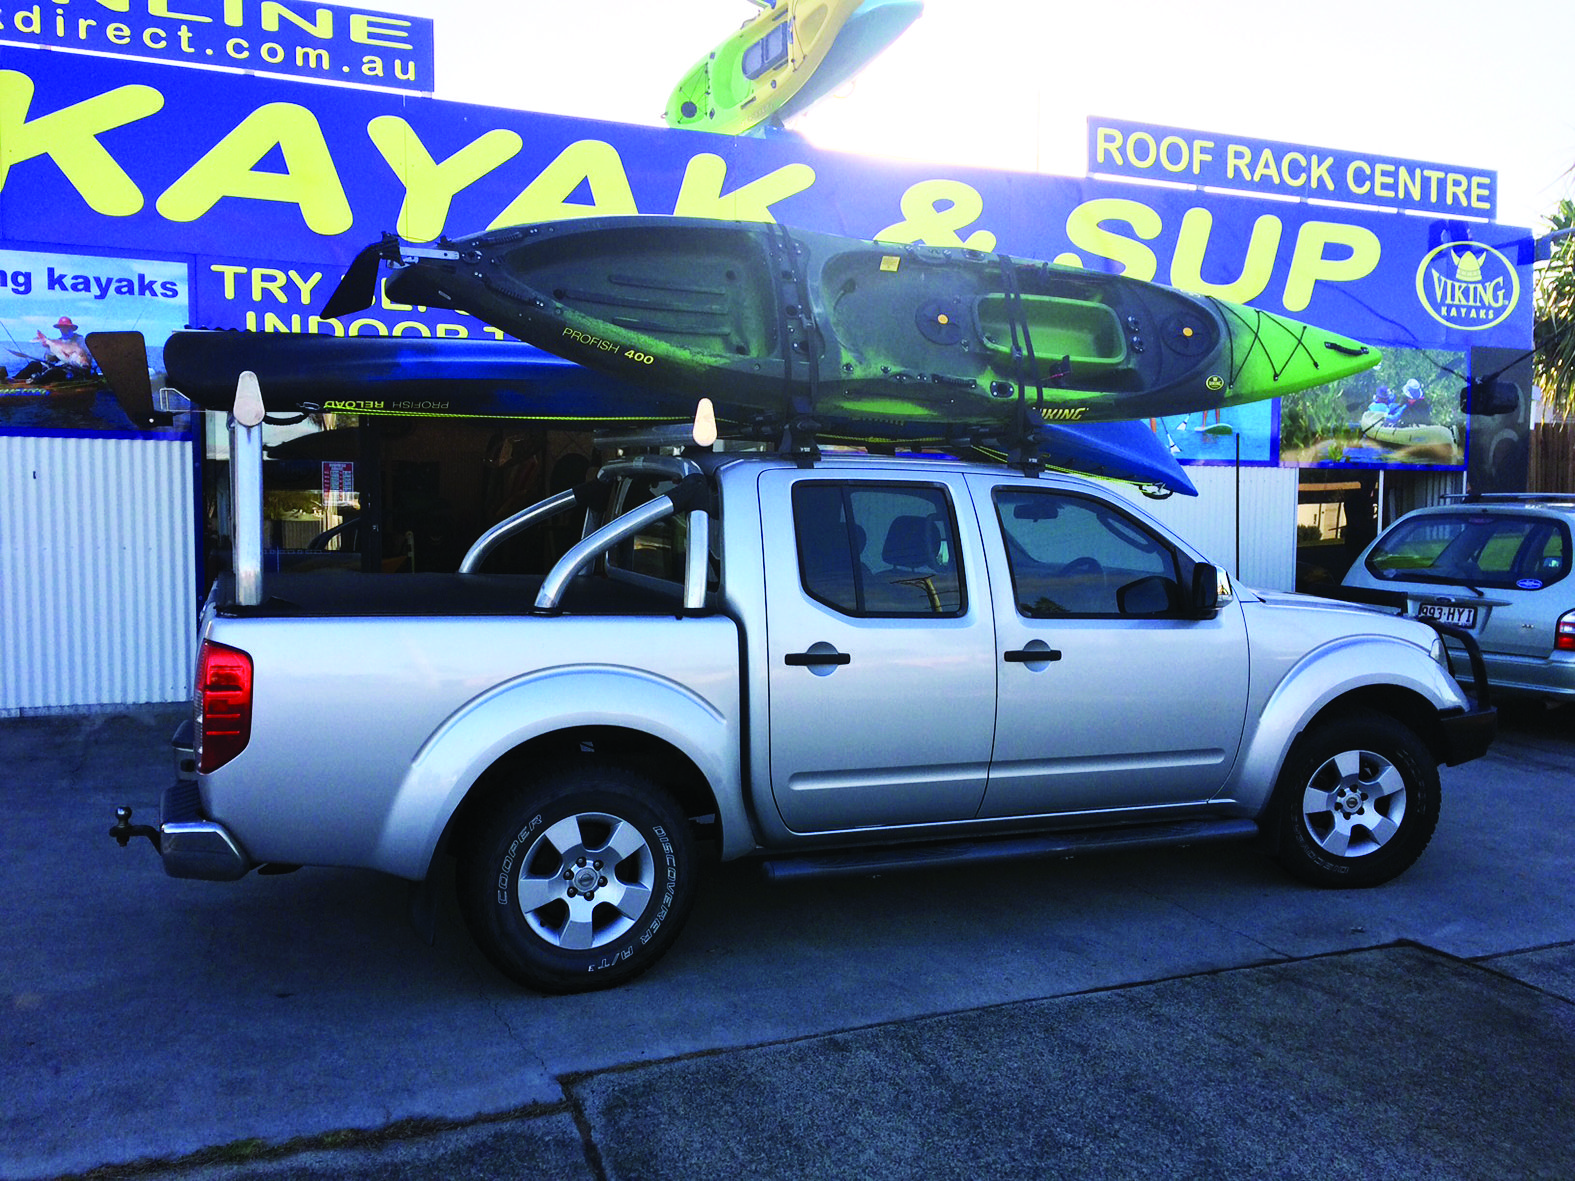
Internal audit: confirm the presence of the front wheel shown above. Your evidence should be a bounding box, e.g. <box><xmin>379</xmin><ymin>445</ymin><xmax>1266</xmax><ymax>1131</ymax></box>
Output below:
<box><xmin>458</xmin><ymin>760</ymin><xmax>696</xmax><ymax>993</ymax></box>
<box><xmin>1269</xmin><ymin>715</ymin><xmax>1440</xmax><ymax>888</ymax></box>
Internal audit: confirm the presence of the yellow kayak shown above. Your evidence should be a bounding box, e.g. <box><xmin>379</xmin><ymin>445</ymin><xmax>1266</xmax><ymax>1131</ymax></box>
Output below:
<box><xmin>665</xmin><ymin>0</ymin><xmax>863</xmax><ymax>135</ymax></box>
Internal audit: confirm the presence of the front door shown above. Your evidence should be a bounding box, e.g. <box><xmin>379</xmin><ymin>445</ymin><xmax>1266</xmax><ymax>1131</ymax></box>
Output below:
<box><xmin>969</xmin><ymin>475</ymin><xmax>1248</xmax><ymax>817</ymax></box>
<box><xmin>761</xmin><ymin>468</ymin><xmax>998</xmax><ymax>833</ymax></box>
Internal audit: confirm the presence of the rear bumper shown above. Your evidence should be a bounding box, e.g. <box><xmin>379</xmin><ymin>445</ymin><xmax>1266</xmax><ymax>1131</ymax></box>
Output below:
<box><xmin>163</xmin><ymin>720</ymin><xmax>251</xmax><ymax>879</ymax></box>
<box><xmin>157</xmin><ymin>779</ymin><xmax>253</xmax><ymax>881</ymax></box>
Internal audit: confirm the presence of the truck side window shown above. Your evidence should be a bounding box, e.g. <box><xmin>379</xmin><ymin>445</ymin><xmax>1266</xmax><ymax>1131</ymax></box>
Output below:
<box><xmin>793</xmin><ymin>482</ymin><xmax>964</xmax><ymax>617</ymax></box>
<box><xmin>994</xmin><ymin>489</ymin><xmax>1180</xmax><ymax>618</ymax></box>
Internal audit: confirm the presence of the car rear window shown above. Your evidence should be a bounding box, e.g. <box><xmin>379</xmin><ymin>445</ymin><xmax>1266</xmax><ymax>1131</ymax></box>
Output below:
<box><xmin>1366</xmin><ymin>512</ymin><xmax>1571</xmax><ymax>590</ymax></box>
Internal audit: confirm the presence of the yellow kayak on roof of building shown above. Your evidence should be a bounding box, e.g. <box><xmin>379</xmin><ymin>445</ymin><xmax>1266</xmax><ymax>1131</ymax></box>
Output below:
<box><xmin>665</xmin><ymin>0</ymin><xmax>864</xmax><ymax>135</ymax></box>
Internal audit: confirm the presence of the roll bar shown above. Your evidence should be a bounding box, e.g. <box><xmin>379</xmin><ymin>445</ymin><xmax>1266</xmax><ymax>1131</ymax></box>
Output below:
<box><xmin>533</xmin><ymin>472</ymin><xmax>710</xmax><ymax>612</ymax></box>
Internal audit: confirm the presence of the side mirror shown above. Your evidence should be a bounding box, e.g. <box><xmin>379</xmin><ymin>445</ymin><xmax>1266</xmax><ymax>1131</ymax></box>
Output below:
<box><xmin>1190</xmin><ymin>562</ymin><xmax>1221</xmax><ymax>618</ymax></box>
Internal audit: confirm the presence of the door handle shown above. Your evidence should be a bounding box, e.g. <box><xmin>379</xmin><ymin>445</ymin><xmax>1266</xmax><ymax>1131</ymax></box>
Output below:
<box><xmin>1004</xmin><ymin>648</ymin><xmax>1061</xmax><ymax>662</ymax></box>
<box><xmin>785</xmin><ymin>650</ymin><xmax>851</xmax><ymax>667</ymax></box>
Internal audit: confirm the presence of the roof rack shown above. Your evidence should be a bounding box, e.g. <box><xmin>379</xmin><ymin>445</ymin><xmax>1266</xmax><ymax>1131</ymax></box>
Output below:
<box><xmin>594</xmin><ymin>425</ymin><xmax>720</xmax><ymax>453</ymax></box>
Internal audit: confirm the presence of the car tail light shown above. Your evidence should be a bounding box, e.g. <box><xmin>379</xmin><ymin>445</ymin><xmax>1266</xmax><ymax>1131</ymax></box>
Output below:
<box><xmin>196</xmin><ymin>641</ymin><xmax>253</xmax><ymax>773</ymax></box>
<box><xmin>1557</xmin><ymin>612</ymin><xmax>1575</xmax><ymax>654</ymax></box>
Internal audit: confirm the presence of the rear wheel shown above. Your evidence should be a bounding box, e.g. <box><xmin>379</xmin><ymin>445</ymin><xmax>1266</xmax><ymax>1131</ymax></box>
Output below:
<box><xmin>459</xmin><ymin>760</ymin><xmax>696</xmax><ymax>993</ymax></box>
<box><xmin>1270</xmin><ymin>715</ymin><xmax>1439</xmax><ymax>888</ymax></box>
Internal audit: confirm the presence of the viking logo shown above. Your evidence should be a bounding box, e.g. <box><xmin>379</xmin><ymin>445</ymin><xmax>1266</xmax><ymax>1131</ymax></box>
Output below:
<box><xmin>1415</xmin><ymin>243</ymin><xmax>1519</xmax><ymax>331</ymax></box>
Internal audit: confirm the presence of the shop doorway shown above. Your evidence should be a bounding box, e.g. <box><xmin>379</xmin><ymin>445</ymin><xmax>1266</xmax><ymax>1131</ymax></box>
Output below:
<box><xmin>1295</xmin><ymin>472</ymin><xmax>1379</xmax><ymax>593</ymax></box>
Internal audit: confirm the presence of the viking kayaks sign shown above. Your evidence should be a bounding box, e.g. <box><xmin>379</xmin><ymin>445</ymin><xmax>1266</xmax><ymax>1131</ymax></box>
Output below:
<box><xmin>0</xmin><ymin>44</ymin><xmax>1534</xmax><ymax>471</ymax></box>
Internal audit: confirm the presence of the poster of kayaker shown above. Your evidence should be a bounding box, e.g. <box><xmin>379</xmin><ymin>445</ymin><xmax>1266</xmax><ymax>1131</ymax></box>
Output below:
<box><xmin>0</xmin><ymin>248</ymin><xmax>189</xmax><ymax>437</ymax></box>
<box><xmin>1278</xmin><ymin>348</ymin><xmax>1466</xmax><ymax>469</ymax></box>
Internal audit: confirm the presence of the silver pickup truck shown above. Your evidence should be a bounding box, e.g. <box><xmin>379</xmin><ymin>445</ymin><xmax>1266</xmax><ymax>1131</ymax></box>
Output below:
<box><xmin>113</xmin><ymin>446</ymin><xmax>1495</xmax><ymax>993</ymax></box>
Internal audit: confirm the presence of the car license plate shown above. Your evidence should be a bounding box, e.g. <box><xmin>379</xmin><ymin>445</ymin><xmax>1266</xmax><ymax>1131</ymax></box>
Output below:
<box><xmin>1418</xmin><ymin>603</ymin><xmax>1476</xmax><ymax>628</ymax></box>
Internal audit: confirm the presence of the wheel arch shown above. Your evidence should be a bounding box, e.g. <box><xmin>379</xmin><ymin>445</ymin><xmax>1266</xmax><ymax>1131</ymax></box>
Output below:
<box><xmin>372</xmin><ymin>667</ymin><xmax>746</xmax><ymax>880</ymax></box>
<box><xmin>1226</xmin><ymin>635</ymin><xmax>1463</xmax><ymax>816</ymax></box>
<box><xmin>1296</xmin><ymin>685</ymin><xmax>1453</xmax><ymax>766</ymax></box>
<box><xmin>440</xmin><ymin>726</ymin><xmax>719</xmax><ymax>872</ymax></box>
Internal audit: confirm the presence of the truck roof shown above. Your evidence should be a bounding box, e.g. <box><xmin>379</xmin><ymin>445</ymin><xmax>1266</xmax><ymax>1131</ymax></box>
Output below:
<box><xmin>627</xmin><ymin>446</ymin><xmax>1116</xmax><ymax>491</ymax></box>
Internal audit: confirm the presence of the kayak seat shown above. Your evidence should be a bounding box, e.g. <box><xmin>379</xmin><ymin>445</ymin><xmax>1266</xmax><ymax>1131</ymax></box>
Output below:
<box><xmin>974</xmin><ymin>295</ymin><xmax>1127</xmax><ymax>373</ymax></box>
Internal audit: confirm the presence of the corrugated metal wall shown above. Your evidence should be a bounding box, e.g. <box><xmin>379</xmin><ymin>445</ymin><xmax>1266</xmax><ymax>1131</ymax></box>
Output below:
<box><xmin>0</xmin><ymin>436</ymin><xmax>196</xmax><ymax>715</ymax></box>
<box><xmin>1381</xmin><ymin>469</ymin><xmax>1466</xmax><ymax>532</ymax></box>
<box><xmin>1115</xmin><ymin>464</ymin><xmax>1299</xmax><ymax>591</ymax></box>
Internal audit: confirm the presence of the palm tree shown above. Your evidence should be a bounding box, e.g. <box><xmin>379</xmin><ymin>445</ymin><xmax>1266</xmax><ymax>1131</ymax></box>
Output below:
<box><xmin>1534</xmin><ymin>197</ymin><xmax>1575</xmax><ymax>418</ymax></box>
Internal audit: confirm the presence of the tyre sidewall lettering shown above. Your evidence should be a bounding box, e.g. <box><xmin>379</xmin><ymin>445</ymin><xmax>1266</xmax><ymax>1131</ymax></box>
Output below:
<box><xmin>495</xmin><ymin>812</ymin><xmax>545</xmax><ymax>907</ymax></box>
<box><xmin>582</xmin><ymin>821</ymin><xmax>681</xmax><ymax>970</ymax></box>
<box><xmin>637</xmin><ymin>824</ymin><xmax>678</xmax><ymax>948</ymax></box>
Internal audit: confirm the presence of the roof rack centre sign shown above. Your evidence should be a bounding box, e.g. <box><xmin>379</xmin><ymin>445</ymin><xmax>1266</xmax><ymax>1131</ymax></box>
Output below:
<box><xmin>0</xmin><ymin>0</ymin><xmax>434</xmax><ymax>93</ymax></box>
<box><xmin>1087</xmin><ymin>116</ymin><xmax>1496</xmax><ymax>221</ymax></box>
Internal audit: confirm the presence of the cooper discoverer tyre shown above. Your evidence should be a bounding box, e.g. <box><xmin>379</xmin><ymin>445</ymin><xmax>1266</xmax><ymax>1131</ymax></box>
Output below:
<box><xmin>1270</xmin><ymin>715</ymin><xmax>1440</xmax><ymax>889</ymax></box>
<box><xmin>458</xmin><ymin>760</ymin><xmax>696</xmax><ymax>993</ymax></box>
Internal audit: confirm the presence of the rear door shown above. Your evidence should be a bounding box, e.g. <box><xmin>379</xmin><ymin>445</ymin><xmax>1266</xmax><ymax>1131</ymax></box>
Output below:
<box><xmin>970</xmin><ymin>474</ymin><xmax>1249</xmax><ymax>816</ymax></box>
<box><xmin>760</xmin><ymin>467</ymin><xmax>998</xmax><ymax>833</ymax></box>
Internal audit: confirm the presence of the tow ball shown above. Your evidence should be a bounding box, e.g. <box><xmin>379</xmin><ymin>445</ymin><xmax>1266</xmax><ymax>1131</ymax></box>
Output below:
<box><xmin>110</xmin><ymin>806</ymin><xmax>160</xmax><ymax>851</ymax></box>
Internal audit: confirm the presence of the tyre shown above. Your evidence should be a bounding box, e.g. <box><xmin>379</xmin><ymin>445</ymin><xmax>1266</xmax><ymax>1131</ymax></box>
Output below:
<box><xmin>458</xmin><ymin>759</ymin><xmax>696</xmax><ymax>993</ymax></box>
<box><xmin>1269</xmin><ymin>715</ymin><xmax>1440</xmax><ymax>888</ymax></box>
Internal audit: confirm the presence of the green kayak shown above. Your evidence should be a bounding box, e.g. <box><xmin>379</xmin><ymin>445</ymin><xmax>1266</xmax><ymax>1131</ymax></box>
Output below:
<box><xmin>328</xmin><ymin>216</ymin><xmax>1379</xmax><ymax>429</ymax></box>
<box><xmin>664</xmin><ymin>0</ymin><xmax>863</xmax><ymax>135</ymax></box>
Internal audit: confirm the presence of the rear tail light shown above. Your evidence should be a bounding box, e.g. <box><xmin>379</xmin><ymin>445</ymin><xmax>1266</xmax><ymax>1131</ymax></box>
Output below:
<box><xmin>196</xmin><ymin>641</ymin><xmax>253</xmax><ymax>772</ymax></box>
<box><xmin>1557</xmin><ymin>612</ymin><xmax>1575</xmax><ymax>654</ymax></box>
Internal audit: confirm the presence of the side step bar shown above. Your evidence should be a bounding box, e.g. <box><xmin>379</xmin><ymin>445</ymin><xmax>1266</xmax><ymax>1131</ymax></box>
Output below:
<box><xmin>758</xmin><ymin>818</ymin><xmax>1262</xmax><ymax>883</ymax></box>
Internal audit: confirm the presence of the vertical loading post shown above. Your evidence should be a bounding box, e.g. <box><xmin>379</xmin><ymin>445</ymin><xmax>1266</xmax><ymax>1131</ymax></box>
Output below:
<box><xmin>229</xmin><ymin>371</ymin><xmax>266</xmax><ymax>607</ymax></box>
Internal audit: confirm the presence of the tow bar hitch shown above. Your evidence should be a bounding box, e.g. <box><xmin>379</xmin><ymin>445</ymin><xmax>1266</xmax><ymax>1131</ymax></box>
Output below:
<box><xmin>110</xmin><ymin>806</ymin><xmax>160</xmax><ymax>851</ymax></box>
<box><xmin>106</xmin><ymin>792</ymin><xmax>253</xmax><ymax>880</ymax></box>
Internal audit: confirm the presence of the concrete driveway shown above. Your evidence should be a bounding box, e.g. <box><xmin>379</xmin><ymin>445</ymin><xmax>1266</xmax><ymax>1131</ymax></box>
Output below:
<box><xmin>2</xmin><ymin>703</ymin><xmax>1572</xmax><ymax>1179</ymax></box>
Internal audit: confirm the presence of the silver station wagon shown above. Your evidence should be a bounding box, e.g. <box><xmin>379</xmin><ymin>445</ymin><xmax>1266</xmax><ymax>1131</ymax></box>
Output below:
<box><xmin>1342</xmin><ymin>495</ymin><xmax>1575</xmax><ymax>701</ymax></box>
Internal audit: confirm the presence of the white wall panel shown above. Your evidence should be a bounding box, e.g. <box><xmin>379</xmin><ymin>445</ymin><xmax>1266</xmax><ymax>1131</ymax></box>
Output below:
<box><xmin>1114</xmin><ymin>465</ymin><xmax>1299</xmax><ymax>591</ymax></box>
<box><xmin>1</xmin><ymin>436</ymin><xmax>196</xmax><ymax>714</ymax></box>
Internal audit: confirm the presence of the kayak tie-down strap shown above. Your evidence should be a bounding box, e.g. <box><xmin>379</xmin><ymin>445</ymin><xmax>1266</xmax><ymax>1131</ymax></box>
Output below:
<box><xmin>996</xmin><ymin>254</ymin><xmax>1042</xmax><ymax>469</ymax></box>
<box><xmin>996</xmin><ymin>255</ymin><xmax>1070</xmax><ymax>473</ymax></box>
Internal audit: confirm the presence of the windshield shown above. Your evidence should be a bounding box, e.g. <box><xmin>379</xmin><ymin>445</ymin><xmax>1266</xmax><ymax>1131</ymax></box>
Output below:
<box><xmin>1366</xmin><ymin>512</ymin><xmax>1570</xmax><ymax>591</ymax></box>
